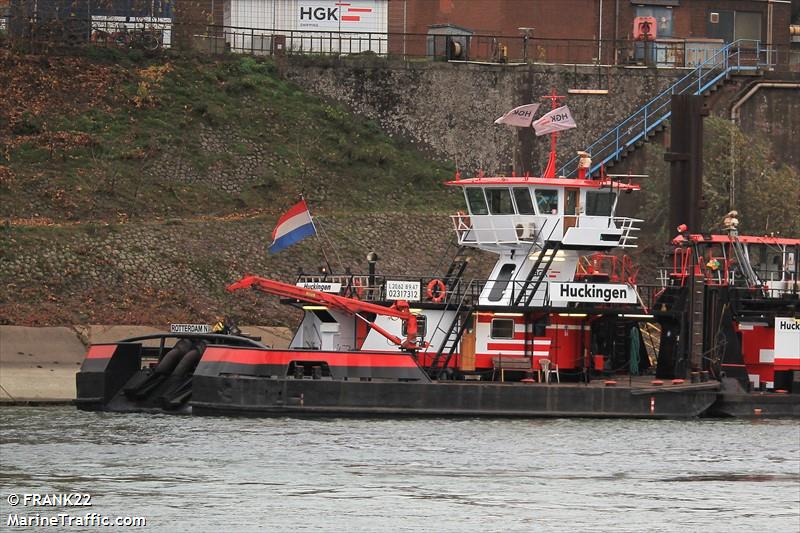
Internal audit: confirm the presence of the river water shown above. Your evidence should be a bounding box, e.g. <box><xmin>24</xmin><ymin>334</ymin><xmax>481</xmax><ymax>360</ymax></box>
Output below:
<box><xmin>1</xmin><ymin>407</ymin><xmax>798</xmax><ymax>532</ymax></box>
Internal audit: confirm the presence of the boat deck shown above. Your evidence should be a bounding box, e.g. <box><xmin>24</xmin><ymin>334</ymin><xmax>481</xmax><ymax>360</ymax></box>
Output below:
<box><xmin>483</xmin><ymin>374</ymin><xmax>720</xmax><ymax>393</ymax></box>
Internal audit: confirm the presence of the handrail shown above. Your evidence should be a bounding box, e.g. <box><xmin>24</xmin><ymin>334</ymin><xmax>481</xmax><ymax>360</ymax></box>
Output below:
<box><xmin>558</xmin><ymin>39</ymin><xmax>769</xmax><ymax>177</ymax></box>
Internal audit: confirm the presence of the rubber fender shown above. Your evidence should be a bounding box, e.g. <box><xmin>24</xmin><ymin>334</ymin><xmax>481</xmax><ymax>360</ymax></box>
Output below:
<box><xmin>154</xmin><ymin>338</ymin><xmax>193</xmax><ymax>375</ymax></box>
<box><xmin>160</xmin><ymin>377</ymin><xmax>193</xmax><ymax>410</ymax></box>
<box><xmin>172</xmin><ymin>341</ymin><xmax>206</xmax><ymax>376</ymax></box>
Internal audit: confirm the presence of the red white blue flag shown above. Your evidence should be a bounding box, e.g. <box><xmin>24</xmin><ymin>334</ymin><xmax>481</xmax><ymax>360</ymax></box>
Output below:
<box><xmin>269</xmin><ymin>199</ymin><xmax>316</xmax><ymax>254</ymax></box>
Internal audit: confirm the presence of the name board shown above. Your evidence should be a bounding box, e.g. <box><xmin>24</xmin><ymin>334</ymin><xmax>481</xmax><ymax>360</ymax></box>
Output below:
<box><xmin>774</xmin><ymin>317</ymin><xmax>800</xmax><ymax>363</ymax></box>
<box><xmin>297</xmin><ymin>282</ymin><xmax>342</xmax><ymax>293</ymax></box>
<box><xmin>386</xmin><ymin>280</ymin><xmax>421</xmax><ymax>301</ymax></box>
<box><xmin>170</xmin><ymin>324</ymin><xmax>211</xmax><ymax>334</ymax></box>
<box><xmin>552</xmin><ymin>283</ymin><xmax>637</xmax><ymax>304</ymax></box>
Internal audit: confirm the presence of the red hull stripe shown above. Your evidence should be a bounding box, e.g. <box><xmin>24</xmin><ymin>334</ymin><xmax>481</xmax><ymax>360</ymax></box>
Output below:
<box><xmin>505</xmin><ymin>332</ymin><xmax>552</xmax><ymax>342</ymax></box>
<box><xmin>202</xmin><ymin>348</ymin><xmax>419</xmax><ymax>368</ymax></box>
<box><xmin>87</xmin><ymin>344</ymin><xmax>117</xmax><ymax>359</ymax></box>
<box><xmin>487</xmin><ymin>342</ymin><xmax>526</xmax><ymax>351</ymax></box>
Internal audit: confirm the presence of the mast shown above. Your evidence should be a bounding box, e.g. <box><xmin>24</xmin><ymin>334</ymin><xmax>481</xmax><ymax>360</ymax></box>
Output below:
<box><xmin>541</xmin><ymin>89</ymin><xmax>567</xmax><ymax>179</ymax></box>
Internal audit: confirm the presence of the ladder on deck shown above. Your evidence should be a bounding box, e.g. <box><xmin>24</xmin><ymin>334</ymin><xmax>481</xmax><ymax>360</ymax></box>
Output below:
<box><xmin>513</xmin><ymin>241</ymin><xmax>562</xmax><ymax>307</ymax></box>
<box><xmin>427</xmin><ymin>281</ymin><xmax>474</xmax><ymax>379</ymax></box>
<box><xmin>559</xmin><ymin>39</ymin><xmax>771</xmax><ymax>177</ymax></box>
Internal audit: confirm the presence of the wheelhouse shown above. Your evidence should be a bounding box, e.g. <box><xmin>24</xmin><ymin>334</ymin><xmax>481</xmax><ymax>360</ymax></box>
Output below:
<box><xmin>448</xmin><ymin>176</ymin><xmax>641</xmax><ymax>251</ymax></box>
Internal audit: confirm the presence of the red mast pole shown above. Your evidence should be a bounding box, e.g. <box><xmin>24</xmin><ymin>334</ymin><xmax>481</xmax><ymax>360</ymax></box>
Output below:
<box><xmin>541</xmin><ymin>89</ymin><xmax>566</xmax><ymax>178</ymax></box>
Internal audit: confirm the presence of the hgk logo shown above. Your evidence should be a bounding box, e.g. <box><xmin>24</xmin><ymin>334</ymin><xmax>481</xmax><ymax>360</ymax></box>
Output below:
<box><xmin>300</xmin><ymin>3</ymin><xmax>373</xmax><ymax>23</ymax></box>
<box><xmin>300</xmin><ymin>7</ymin><xmax>339</xmax><ymax>21</ymax></box>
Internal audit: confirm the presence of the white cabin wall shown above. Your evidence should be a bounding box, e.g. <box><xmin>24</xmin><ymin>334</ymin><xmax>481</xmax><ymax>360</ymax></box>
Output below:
<box><xmin>288</xmin><ymin>309</ymin><xmax>356</xmax><ymax>351</ymax></box>
<box><xmin>479</xmin><ymin>249</ymin><xmax>579</xmax><ymax>306</ymax></box>
<box><xmin>360</xmin><ymin>310</ymin><xmax>458</xmax><ymax>354</ymax></box>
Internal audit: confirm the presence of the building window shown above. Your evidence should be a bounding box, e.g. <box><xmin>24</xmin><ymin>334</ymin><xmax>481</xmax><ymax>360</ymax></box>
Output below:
<box><xmin>513</xmin><ymin>188</ymin><xmax>536</xmax><ymax>214</ymax></box>
<box><xmin>490</xmin><ymin>318</ymin><xmax>515</xmax><ymax>339</ymax></box>
<box><xmin>585</xmin><ymin>191</ymin><xmax>616</xmax><ymax>216</ymax></box>
<box><xmin>535</xmin><ymin>189</ymin><xmax>559</xmax><ymax>214</ymax></box>
<box><xmin>734</xmin><ymin>12</ymin><xmax>761</xmax><ymax>41</ymax></box>
<box><xmin>402</xmin><ymin>315</ymin><xmax>427</xmax><ymax>338</ymax></box>
<box><xmin>635</xmin><ymin>6</ymin><xmax>673</xmax><ymax>38</ymax></box>
<box><xmin>707</xmin><ymin>10</ymin><xmax>761</xmax><ymax>43</ymax></box>
<box><xmin>488</xmin><ymin>264</ymin><xmax>516</xmax><ymax>302</ymax></box>
<box><xmin>486</xmin><ymin>188</ymin><xmax>515</xmax><ymax>215</ymax></box>
<box><xmin>465</xmin><ymin>188</ymin><xmax>488</xmax><ymax>215</ymax></box>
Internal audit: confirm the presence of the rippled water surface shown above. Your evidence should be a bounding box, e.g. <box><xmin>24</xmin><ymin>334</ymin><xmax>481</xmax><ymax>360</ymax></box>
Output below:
<box><xmin>1</xmin><ymin>407</ymin><xmax>798</xmax><ymax>532</ymax></box>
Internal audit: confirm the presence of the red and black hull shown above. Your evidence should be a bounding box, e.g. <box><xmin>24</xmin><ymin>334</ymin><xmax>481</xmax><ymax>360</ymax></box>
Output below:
<box><xmin>76</xmin><ymin>337</ymin><xmax>722</xmax><ymax>418</ymax></box>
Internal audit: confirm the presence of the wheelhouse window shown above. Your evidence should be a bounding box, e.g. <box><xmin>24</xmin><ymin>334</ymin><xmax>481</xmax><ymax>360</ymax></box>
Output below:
<box><xmin>490</xmin><ymin>318</ymin><xmax>514</xmax><ymax>339</ymax></box>
<box><xmin>488</xmin><ymin>264</ymin><xmax>516</xmax><ymax>302</ymax></box>
<box><xmin>465</xmin><ymin>188</ymin><xmax>488</xmax><ymax>215</ymax></box>
<box><xmin>535</xmin><ymin>189</ymin><xmax>559</xmax><ymax>214</ymax></box>
<box><xmin>402</xmin><ymin>315</ymin><xmax>427</xmax><ymax>338</ymax></box>
<box><xmin>585</xmin><ymin>191</ymin><xmax>616</xmax><ymax>216</ymax></box>
<box><xmin>513</xmin><ymin>188</ymin><xmax>535</xmax><ymax>215</ymax></box>
<box><xmin>486</xmin><ymin>188</ymin><xmax>514</xmax><ymax>215</ymax></box>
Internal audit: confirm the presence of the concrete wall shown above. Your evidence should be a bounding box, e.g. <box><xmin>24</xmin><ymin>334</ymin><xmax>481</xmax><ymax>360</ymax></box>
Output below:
<box><xmin>284</xmin><ymin>57</ymin><xmax>799</xmax><ymax>176</ymax></box>
<box><xmin>284</xmin><ymin>57</ymin><xmax>684</xmax><ymax>175</ymax></box>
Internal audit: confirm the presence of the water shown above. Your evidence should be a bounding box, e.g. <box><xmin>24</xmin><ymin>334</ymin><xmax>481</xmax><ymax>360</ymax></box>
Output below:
<box><xmin>1</xmin><ymin>407</ymin><xmax>798</xmax><ymax>532</ymax></box>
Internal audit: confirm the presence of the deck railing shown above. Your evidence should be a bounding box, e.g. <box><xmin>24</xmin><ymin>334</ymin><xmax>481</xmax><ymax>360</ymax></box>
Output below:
<box><xmin>3</xmin><ymin>13</ymin><xmax>798</xmax><ymax>71</ymax></box>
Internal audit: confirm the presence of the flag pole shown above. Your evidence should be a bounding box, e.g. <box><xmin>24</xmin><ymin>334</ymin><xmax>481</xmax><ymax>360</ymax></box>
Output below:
<box><xmin>302</xmin><ymin>194</ymin><xmax>335</xmax><ymax>276</ymax></box>
<box><xmin>540</xmin><ymin>89</ymin><xmax>566</xmax><ymax>178</ymax></box>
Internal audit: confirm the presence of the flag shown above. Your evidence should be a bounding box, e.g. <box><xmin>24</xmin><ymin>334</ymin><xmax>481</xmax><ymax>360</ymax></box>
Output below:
<box><xmin>494</xmin><ymin>103</ymin><xmax>540</xmax><ymax>128</ymax></box>
<box><xmin>533</xmin><ymin>105</ymin><xmax>577</xmax><ymax>136</ymax></box>
<box><xmin>268</xmin><ymin>199</ymin><xmax>316</xmax><ymax>254</ymax></box>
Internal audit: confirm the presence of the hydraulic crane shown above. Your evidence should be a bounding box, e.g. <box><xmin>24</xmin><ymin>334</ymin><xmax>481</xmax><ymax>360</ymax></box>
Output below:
<box><xmin>227</xmin><ymin>275</ymin><xmax>428</xmax><ymax>352</ymax></box>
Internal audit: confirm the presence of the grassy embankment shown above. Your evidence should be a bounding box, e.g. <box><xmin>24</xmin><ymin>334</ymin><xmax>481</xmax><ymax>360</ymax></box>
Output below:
<box><xmin>0</xmin><ymin>49</ymin><xmax>462</xmax><ymax>326</ymax></box>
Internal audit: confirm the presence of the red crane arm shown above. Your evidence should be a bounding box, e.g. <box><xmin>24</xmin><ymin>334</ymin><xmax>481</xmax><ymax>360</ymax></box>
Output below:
<box><xmin>226</xmin><ymin>275</ymin><xmax>426</xmax><ymax>351</ymax></box>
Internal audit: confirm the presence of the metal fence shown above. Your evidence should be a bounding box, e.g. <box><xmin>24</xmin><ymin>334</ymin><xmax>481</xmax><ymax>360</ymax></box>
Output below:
<box><xmin>2</xmin><ymin>13</ymin><xmax>798</xmax><ymax>71</ymax></box>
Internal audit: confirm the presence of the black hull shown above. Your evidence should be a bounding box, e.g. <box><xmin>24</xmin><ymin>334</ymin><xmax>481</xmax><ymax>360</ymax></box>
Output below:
<box><xmin>707</xmin><ymin>393</ymin><xmax>800</xmax><ymax>417</ymax></box>
<box><xmin>191</xmin><ymin>375</ymin><xmax>718</xmax><ymax>419</ymax></box>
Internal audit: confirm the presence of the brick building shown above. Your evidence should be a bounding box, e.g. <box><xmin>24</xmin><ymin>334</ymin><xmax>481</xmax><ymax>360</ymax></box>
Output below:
<box><xmin>387</xmin><ymin>0</ymin><xmax>795</xmax><ymax>64</ymax></box>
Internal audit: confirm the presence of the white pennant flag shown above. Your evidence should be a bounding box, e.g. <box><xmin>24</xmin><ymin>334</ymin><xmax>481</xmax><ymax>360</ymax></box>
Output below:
<box><xmin>494</xmin><ymin>103</ymin><xmax>540</xmax><ymax>128</ymax></box>
<box><xmin>532</xmin><ymin>105</ymin><xmax>577</xmax><ymax>136</ymax></box>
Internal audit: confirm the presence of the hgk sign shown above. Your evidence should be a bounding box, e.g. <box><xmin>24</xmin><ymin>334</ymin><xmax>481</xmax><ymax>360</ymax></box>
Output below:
<box><xmin>297</xmin><ymin>2</ymin><xmax>375</xmax><ymax>29</ymax></box>
<box><xmin>300</xmin><ymin>6</ymin><xmax>339</xmax><ymax>22</ymax></box>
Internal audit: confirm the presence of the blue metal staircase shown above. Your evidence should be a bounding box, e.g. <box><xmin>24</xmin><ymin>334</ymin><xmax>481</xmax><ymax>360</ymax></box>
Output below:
<box><xmin>559</xmin><ymin>39</ymin><xmax>772</xmax><ymax>177</ymax></box>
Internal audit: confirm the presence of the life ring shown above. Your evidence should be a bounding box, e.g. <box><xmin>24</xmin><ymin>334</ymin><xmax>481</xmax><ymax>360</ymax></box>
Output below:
<box><xmin>426</xmin><ymin>279</ymin><xmax>447</xmax><ymax>303</ymax></box>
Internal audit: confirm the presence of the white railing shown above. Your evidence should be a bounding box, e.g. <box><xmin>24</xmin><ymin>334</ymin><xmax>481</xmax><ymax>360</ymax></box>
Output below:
<box><xmin>450</xmin><ymin>213</ymin><xmax>551</xmax><ymax>247</ymax></box>
<box><xmin>452</xmin><ymin>213</ymin><xmax>643</xmax><ymax>249</ymax></box>
<box><xmin>614</xmin><ymin>217</ymin><xmax>643</xmax><ymax>248</ymax></box>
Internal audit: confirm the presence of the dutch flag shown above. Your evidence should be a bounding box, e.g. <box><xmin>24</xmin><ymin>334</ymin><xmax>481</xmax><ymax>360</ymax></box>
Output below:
<box><xmin>268</xmin><ymin>199</ymin><xmax>316</xmax><ymax>254</ymax></box>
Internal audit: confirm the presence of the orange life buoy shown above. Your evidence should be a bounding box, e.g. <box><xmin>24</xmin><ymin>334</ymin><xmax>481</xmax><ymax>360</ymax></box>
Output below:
<box><xmin>426</xmin><ymin>279</ymin><xmax>447</xmax><ymax>303</ymax></box>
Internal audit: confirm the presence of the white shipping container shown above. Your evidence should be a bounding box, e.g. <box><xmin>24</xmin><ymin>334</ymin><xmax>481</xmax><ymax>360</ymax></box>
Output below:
<box><xmin>225</xmin><ymin>0</ymin><xmax>387</xmax><ymax>55</ymax></box>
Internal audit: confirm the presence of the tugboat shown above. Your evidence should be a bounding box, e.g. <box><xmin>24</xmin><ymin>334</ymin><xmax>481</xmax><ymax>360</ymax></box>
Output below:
<box><xmin>76</xmin><ymin>100</ymin><xmax>799</xmax><ymax>418</ymax></box>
